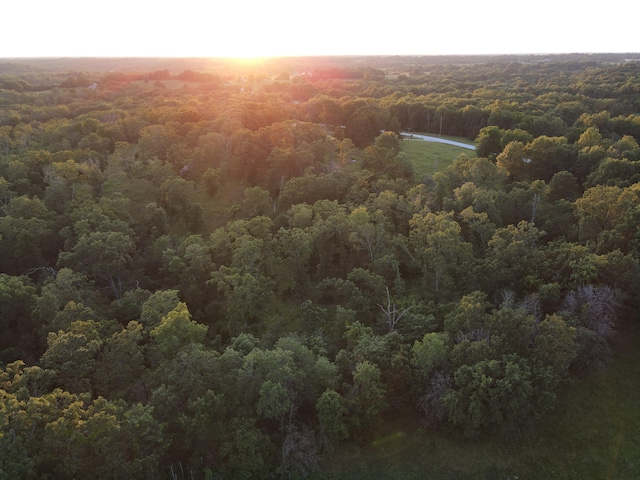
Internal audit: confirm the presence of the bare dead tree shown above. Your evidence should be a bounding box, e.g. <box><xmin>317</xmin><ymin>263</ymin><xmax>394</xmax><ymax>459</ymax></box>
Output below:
<box><xmin>562</xmin><ymin>285</ymin><xmax>619</xmax><ymax>370</ymax></box>
<box><xmin>377</xmin><ymin>286</ymin><xmax>417</xmax><ymax>332</ymax></box>
<box><xmin>419</xmin><ymin>369</ymin><xmax>453</xmax><ymax>427</ymax></box>
<box><xmin>24</xmin><ymin>266</ymin><xmax>58</xmax><ymax>278</ymax></box>
<box><xmin>530</xmin><ymin>192</ymin><xmax>541</xmax><ymax>224</ymax></box>
<box><xmin>499</xmin><ymin>289</ymin><xmax>517</xmax><ymax>309</ymax></box>
<box><xmin>281</xmin><ymin>424</ymin><xmax>319</xmax><ymax>478</ymax></box>
<box><xmin>521</xmin><ymin>292</ymin><xmax>543</xmax><ymax>322</ymax></box>
<box><xmin>563</xmin><ymin>285</ymin><xmax>618</xmax><ymax>339</ymax></box>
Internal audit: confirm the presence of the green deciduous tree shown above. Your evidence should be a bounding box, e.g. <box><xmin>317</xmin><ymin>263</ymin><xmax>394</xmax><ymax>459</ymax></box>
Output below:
<box><xmin>348</xmin><ymin>361</ymin><xmax>387</xmax><ymax>434</ymax></box>
<box><xmin>575</xmin><ymin>183</ymin><xmax>640</xmax><ymax>254</ymax></box>
<box><xmin>139</xmin><ymin>289</ymin><xmax>181</xmax><ymax>329</ymax></box>
<box><xmin>59</xmin><ymin>230</ymin><xmax>136</xmax><ymax>300</ymax></box>
<box><xmin>38</xmin><ymin>392</ymin><xmax>165</xmax><ymax>479</ymax></box>
<box><xmin>481</xmin><ymin>221</ymin><xmax>545</xmax><ymax>294</ymax></box>
<box><xmin>316</xmin><ymin>389</ymin><xmax>348</xmax><ymax>450</ymax></box>
<box><xmin>41</xmin><ymin>320</ymin><xmax>105</xmax><ymax>394</ymax></box>
<box><xmin>0</xmin><ymin>196</ymin><xmax>58</xmax><ymax>274</ymax></box>
<box><xmin>203</xmin><ymin>167</ymin><xmax>223</xmax><ymax>196</ymax></box>
<box><xmin>412</xmin><ymin>332</ymin><xmax>450</xmax><ymax>381</ymax></box>
<box><xmin>443</xmin><ymin>354</ymin><xmax>537</xmax><ymax>437</ymax></box>
<box><xmin>345</xmin><ymin>105</ymin><xmax>389</xmax><ymax>148</ymax></box>
<box><xmin>408</xmin><ymin>211</ymin><xmax>473</xmax><ymax>300</ymax></box>
<box><xmin>214</xmin><ymin>267</ymin><xmax>272</xmax><ymax>327</ymax></box>
<box><xmin>94</xmin><ymin>321</ymin><xmax>147</xmax><ymax>402</ymax></box>
<box><xmin>44</xmin><ymin>158</ymin><xmax>103</xmax><ymax>211</ymax></box>
<box><xmin>496</xmin><ymin>141</ymin><xmax>528</xmax><ymax>181</ymax></box>
<box><xmin>219</xmin><ymin>417</ymin><xmax>274</xmax><ymax>480</ymax></box>
<box><xmin>267</xmin><ymin>227</ymin><xmax>313</xmax><ymax>296</ymax></box>
<box><xmin>157</xmin><ymin>176</ymin><xmax>199</xmax><ymax>224</ymax></box>
<box><xmin>348</xmin><ymin>206</ymin><xmax>393</xmax><ymax>265</ymax></box>
<box><xmin>475</xmin><ymin>125</ymin><xmax>503</xmax><ymax>159</ymax></box>
<box><xmin>0</xmin><ymin>274</ymin><xmax>38</xmax><ymax>362</ymax></box>
<box><xmin>150</xmin><ymin>302</ymin><xmax>207</xmax><ymax>357</ymax></box>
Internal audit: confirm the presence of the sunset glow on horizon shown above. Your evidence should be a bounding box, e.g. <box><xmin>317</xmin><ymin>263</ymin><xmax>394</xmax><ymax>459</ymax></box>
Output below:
<box><xmin>3</xmin><ymin>0</ymin><xmax>639</xmax><ymax>59</ymax></box>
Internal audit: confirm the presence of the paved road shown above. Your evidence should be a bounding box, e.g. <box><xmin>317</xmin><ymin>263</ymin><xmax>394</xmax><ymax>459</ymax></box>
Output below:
<box><xmin>402</xmin><ymin>132</ymin><xmax>476</xmax><ymax>150</ymax></box>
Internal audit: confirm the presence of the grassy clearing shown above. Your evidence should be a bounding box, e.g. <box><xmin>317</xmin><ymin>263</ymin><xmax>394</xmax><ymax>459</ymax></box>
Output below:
<box><xmin>313</xmin><ymin>319</ymin><xmax>640</xmax><ymax>480</ymax></box>
<box><xmin>402</xmin><ymin>138</ymin><xmax>476</xmax><ymax>179</ymax></box>
<box><xmin>523</xmin><ymin>319</ymin><xmax>640</xmax><ymax>479</ymax></box>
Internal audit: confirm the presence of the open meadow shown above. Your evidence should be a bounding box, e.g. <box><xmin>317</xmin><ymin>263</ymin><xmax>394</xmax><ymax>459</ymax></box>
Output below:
<box><xmin>402</xmin><ymin>137</ymin><xmax>476</xmax><ymax>178</ymax></box>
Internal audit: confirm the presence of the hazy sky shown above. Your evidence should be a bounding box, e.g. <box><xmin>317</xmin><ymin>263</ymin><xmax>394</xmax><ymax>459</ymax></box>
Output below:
<box><xmin>2</xmin><ymin>0</ymin><xmax>638</xmax><ymax>58</ymax></box>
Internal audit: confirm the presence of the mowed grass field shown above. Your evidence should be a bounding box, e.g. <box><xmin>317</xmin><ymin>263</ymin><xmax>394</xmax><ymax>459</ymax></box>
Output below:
<box><xmin>402</xmin><ymin>136</ymin><xmax>476</xmax><ymax>179</ymax></box>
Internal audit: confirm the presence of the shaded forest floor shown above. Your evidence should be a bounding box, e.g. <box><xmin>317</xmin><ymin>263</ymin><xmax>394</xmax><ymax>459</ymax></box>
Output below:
<box><xmin>312</xmin><ymin>318</ymin><xmax>640</xmax><ymax>480</ymax></box>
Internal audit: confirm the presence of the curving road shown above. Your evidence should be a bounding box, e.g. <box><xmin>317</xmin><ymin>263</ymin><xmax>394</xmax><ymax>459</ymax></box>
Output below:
<box><xmin>402</xmin><ymin>132</ymin><xmax>476</xmax><ymax>150</ymax></box>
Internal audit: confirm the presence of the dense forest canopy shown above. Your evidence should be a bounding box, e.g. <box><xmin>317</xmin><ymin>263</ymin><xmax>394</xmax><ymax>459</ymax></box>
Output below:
<box><xmin>1</xmin><ymin>54</ymin><xmax>639</xmax><ymax>479</ymax></box>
